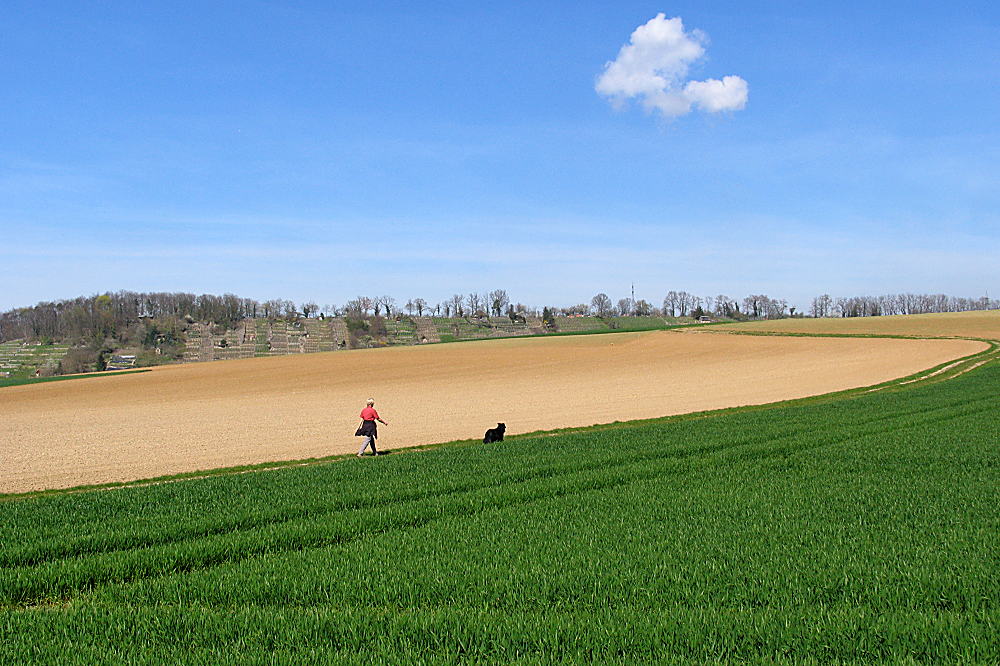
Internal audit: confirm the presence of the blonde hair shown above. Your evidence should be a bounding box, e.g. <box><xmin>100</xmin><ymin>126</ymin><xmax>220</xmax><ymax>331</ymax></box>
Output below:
<box><xmin>366</xmin><ymin>398</ymin><xmax>375</xmax><ymax>406</ymax></box>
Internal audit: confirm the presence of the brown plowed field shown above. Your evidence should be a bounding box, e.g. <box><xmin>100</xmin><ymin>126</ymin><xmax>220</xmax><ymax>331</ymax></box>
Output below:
<box><xmin>0</xmin><ymin>331</ymin><xmax>986</xmax><ymax>494</ymax></box>
<box><xmin>713</xmin><ymin>309</ymin><xmax>1000</xmax><ymax>338</ymax></box>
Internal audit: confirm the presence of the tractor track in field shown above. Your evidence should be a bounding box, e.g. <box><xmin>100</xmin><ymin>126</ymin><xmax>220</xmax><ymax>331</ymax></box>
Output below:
<box><xmin>863</xmin><ymin>339</ymin><xmax>999</xmax><ymax>391</ymax></box>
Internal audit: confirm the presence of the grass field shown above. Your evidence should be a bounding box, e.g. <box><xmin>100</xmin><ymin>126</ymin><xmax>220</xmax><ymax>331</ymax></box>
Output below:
<box><xmin>552</xmin><ymin>315</ymin><xmax>686</xmax><ymax>333</ymax></box>
<box><xmin>2</xmin><ymin>357</ymin><xmax>997</xmax><ymax>663</ymax></box>
<box><xmin>714</xmin><ymin>309</ymin><xmax>1000</xmax><ymax>339</ymax></box>
<box><xmin>0</xmin><ymin>369</ymin><xmax>150</xmax><ymax>389</ymax></box>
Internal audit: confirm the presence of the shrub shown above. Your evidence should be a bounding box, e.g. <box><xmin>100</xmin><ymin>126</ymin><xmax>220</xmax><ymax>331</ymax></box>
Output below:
<box><xmin>369</xmin><ymin>316</ymin><xmax>387</xmax><ymax>338</ymax></box>
<box><xmin>58</xmin><ymin>348</ymin><xmax>97</xmax><ymax>374</ymax></box>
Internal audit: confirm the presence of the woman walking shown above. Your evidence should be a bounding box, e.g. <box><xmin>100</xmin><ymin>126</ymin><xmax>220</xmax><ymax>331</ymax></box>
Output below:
<box><xmin>356</xmin><ymin>398</ymin><xmax>388</xmax><ymax>456</ymax></box>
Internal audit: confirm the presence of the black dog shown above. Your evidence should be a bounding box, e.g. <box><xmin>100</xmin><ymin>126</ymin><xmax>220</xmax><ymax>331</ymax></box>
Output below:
<box><xmin>483</xmin><ymin>423</ymin><xmax>506</xmax><ymax>443</ymax></box>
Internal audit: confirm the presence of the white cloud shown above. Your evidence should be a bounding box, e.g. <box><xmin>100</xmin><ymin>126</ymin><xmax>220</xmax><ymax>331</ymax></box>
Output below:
<box><xmin>596</xmin><ymin>13</ymin><xmax>748</xmax><ymax>118</ymax></box>
<box><xmin>683</xmin><ymin>75</ymin><xmax>749</xmax><ymax>112</ymax></box>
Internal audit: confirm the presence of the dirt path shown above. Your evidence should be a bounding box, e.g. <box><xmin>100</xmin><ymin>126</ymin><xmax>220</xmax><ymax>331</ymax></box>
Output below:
<box><xmin>0</xmin><ymin>331</ymin><xmax>985</xmax><ymax>494</ymax></box>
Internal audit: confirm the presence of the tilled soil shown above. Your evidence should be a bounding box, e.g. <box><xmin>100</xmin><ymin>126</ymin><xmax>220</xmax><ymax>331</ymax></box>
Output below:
<box><xmin>0</xmin><ymin>331</ymin><xmax>985</xmax><ymax>494</ymax></box>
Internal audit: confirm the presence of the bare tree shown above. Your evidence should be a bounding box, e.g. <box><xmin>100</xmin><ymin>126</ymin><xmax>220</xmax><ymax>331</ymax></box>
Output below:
<box><xmin>634</xmin><ymin>299</ymin><xmax>652</xmax><ymax>316</ymax></box>
<box><xmin>466</xmin><ymin>293</ymin><xmax>484</xmax><ymax>317</ymax></box>
<box><xmin>810</xmin><ymin>294</ymin><xmax>833</xmax><ymax>318</ymax></box>
<box><xmin>676</xmin><ymin>291</ymin><xmax>694</xmax><ymax>317</ymax></box>
<box><xmin>742</xmin><ymin>294</ymin><xmax>770</xmax><ymax>320</ymax></box>
<box><xmin>713</xmin><ymin>295</ymin><xmax>736</xmax><ymax>318</ymax></box>
<box><xmin>301</xmin><ymin>302</ymin><xmax>318</xmax><ymax>318</ymax></box>
<box><xmin>413</xmin><ymin>298</ymin><xmax>427</xmax><ymax>316</ymax></box>
<box><xmin>662</xmin><ymin>291</ymin><xmax>679</xmax><ymax>317</ymax></box>
<box><xmin>488</xmin><ymin>289</ymin><xmax>510</xmax><ymax>317</ymax></box>
<box><xmin>449</xmin><ymin>294</ymin><xmax>465</xmax><ymax>318</ymax></box>
<box><xmin>591</xmin><ymin>293</ymin><xmax>613</xmax><ymax>317</ymax></box>
<box><xmin>833</xmin><ymin>297</ymin><xmax>847</xmax><ymax>318</ymax></box>
<box><xmin>375</xmin><ymin>295</ymin><xmax>396</xmax><ymax>318</ymax></box>
<box><xmin>766</xmin><ymin>298</ymin><xmax>788</xmax><ymax>319</ymax></box>
<box><xmin>262</xmin><ymin>300</ymin><xmax>281</xmax><ymax>319</ymax></box>
<box><xmin>241</xmin><ymin>298</ymin><xmax>258</xmax><ymax>319</ymax></box>
<box><xmin>616</xmin><ymin>298</ymin><xmax>633</xmax><ymax>316</ymax></box>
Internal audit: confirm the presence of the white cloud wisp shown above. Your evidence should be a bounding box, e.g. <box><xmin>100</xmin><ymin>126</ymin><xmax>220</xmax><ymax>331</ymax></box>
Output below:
<box><xmin>596</xmin><ymin>13</ymin><xmax>748</xmax><ymax>118</ymax></box>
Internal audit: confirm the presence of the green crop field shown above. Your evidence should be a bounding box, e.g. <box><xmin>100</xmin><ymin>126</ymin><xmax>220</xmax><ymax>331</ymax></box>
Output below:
<box><xmin>553</xmin><ymin>315</ymin><xmax>688</xmax><ymax>334</ymax></box>
<box><xmin>2</xmin><ymin>361</ymin><xmax>998</xmax><ymax>663</ymax></box>
<box><xmin>0</xmin><ymin>369</ymin><xmax>151</xmax><ymax>389</ymax></box>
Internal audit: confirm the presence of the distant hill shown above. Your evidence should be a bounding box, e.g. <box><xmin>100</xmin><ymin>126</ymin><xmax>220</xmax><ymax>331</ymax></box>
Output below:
<box><xmin>0</xmin><ymin>291</ymin><xmax>693</xmax><ymax>376</ymax></box>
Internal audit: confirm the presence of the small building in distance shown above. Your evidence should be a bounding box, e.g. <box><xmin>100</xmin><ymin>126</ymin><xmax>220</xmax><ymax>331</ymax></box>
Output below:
<box><xmin>105</xmin><ymin>354</ymin><xmax>137</xmax><ymax>370</ymax></box>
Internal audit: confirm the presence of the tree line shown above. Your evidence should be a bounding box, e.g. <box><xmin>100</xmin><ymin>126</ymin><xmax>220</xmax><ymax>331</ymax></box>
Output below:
<box><xmin>0</xmin><ymin>292</ymin><xmax>262</xmax><ymax>344</ymax></box>
<box><xmin>584</xmin><ymin>292</ymin><xmax>780</xmax><ymax>319</ymax></box>
<box><xmin>809</xmin><ymin>293</ymin><xmax>998</xmax><ymax>318</ymax></box>
<box><xmin>3</xmin><ymin>288</ymin><xmax>997</xmax><ymax>345</ymax></box>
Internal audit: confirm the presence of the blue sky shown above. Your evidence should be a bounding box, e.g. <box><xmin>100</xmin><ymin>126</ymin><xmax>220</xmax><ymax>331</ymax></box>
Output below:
<box><xmin>2</xmin><ymin>1</ymin><xmax>998</xmax><ymax>312</ymax></box>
